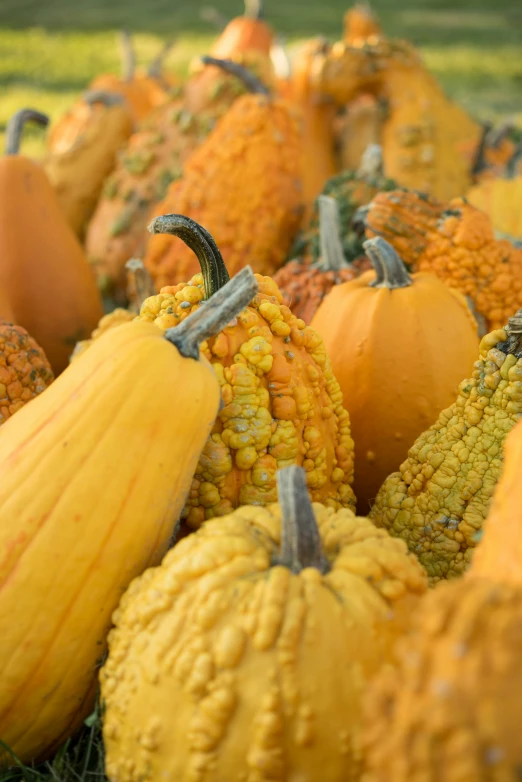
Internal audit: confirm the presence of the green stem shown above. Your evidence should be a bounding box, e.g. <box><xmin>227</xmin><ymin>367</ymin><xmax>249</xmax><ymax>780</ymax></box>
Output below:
<box><xmin>364</xmin><ymin>237</ymin><xmax>412</xmax><ymax>289</ymax></box>
<box><xmin>200</xmin><ymin>56</ymin><xmax>270</xmax><ymax>95</ymax></box>
<box><xmin>5</xmin><ymin>109</ymin><xmax>49</xmax><ymax>156</ymax></box>
<box><xmin>147</xmin><ymin>214</ymin><xmax>230</xmax><ymax>298</ymax></box>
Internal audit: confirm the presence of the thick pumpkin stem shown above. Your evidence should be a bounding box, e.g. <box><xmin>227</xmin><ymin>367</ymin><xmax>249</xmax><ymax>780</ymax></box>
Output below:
<box><xmin>164</xmin><ymin>265</ymin><xmax>258</xmax><ymax>360</ymax></box>
<box><xmin>244</xmin><ymin>0</ymin><xmax>263</xmax><ymax>19</ymax></box>
<box><xmin>497</xmin><ymin>309</ymin><xmax>522</xmax><ymax>357</ymax></box>
<box><xmin>356</xmin><ymin>143</ymin><xmax>384</xmax><ymax>179</ymax></box>
<box><xmin>83</xmin><ymin>90</ymin><xmax>125</xmax><ymax>107</ymax></box>
<box><xmin>364</xmin><ymin>237</ymin><xmax>412</xmax><ymax>289</ymax></box>
<box><xmin>148</xmin><ymin>39</ymin><xmax>175</xmax><ymax>79</ymax></box>
<box><xmin>200</xmin><ymin>6</ymin><xmax>228</xmax><ymax>30</ymax></box>
<box><xmin>317</xmin><ymin>195</ymin><xmax>350</xmax><ymax>272</ymax></box>
<box><xmin>120</xmin><ymin>30</ymin><xmax>136</xmax><ymax>82</ymax></box>
<box><xmin>5</xmin><ymin>109</ymin><xmax>49</xmax><ymax>156</ymax></box>
<box><xmin>148</xmin><ymin>213</ymin><xmax>230</xmax><ymax>298</ymax></box>
<box><xmin>125</xmin><ymin>258</ymin><xmax>156</xmax><ymax>308</ymax></box>
<box><xmin>276</xmin><ymin>466</ymin><xmax>329</xmax><ymax>574</ymax></box>
<box><xmin>200</xmin><ymin>56</ymin><xmax>270</xmax><ymax>95</ymax></box>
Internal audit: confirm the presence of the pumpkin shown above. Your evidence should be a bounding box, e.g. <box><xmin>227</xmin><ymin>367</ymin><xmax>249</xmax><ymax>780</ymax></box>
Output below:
<box><xmin>0</xmin><ymin>108</ymin><xmax>103</xmax><ymax>374</ymax></box>
<box><xmin>100</xmin><ymin>465</ymin><xmax>427</xmax><ymax>782</ymax></box>
<box><xmin>310</xmin><ymin>36</ymin><xmax>483</xmax><ymax>200</ymax></box>
<box><xmin>362</xmin><ymin>187</ymin><xmax>522</xmax><ymax>330</ymax></box>
<box><xmin>471</xmin><ymin>120</ymin><xmax>520</xmax><ymax>181</ymax></box>
<box><xmin>293</xmin><ymin>143</ymin><xmax>395</xmax><ymax>264</ymax></box>
<box><xmin>140</xmin><ymin>213</ymin><xmax>356</xmax><ymax>527</ymax></box>
<box><xmin>467</xmin><ymin>147</ymin><xmax>522</xmax><ymax>242</ymax></box>
<box><xmin>273</xmin><ymin>195</ymin><xmax>371</xmax><ymax>324</ymax></box>
<box><xmin>0</xmin><ymin>319</ymin><xmax>54</xmax><ymax>426</ymax></box>
<box><xmin>144</xmin><ymin>59</ymin><xmax>304</xmax><ymax>289</ymax></box>
<box><xmin>368</xmin><ymin>309</ymin><xmax>522</xmax><ymax>584</ymax></box>
<box><xmin>89</xmin><ymin>31</ymin><xmax>174</xmax><ymax>124</ymax></box>
<box><xmin>0</xmin><ymin>257</ymin><xmax>258</xmax><ymax>766</ymax></box>
<box><xmin>43</xmin><ymin>91</ymin><xmax>133</xmax><ymax>237</ymax></box>
<box><xmin>311</xmin><ymin>236</ymin><xmax>479</xmax><ymax>515</ymax></box>
<box><xmin>363</xmin><ymin>409</ymin><xmax>522</xmax><ymax>781</ymax></box>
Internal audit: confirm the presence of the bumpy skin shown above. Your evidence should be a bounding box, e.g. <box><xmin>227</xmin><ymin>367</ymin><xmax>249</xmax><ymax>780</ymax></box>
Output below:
<box><xmin>44</xmin><ymin>98</ymin><xmax>133</xmax><ymax>237</ymax></box>
<box><xmin>70</xmin><ymin>308</ymin><xmax>135</xmax><ymax>361</ymax></box>
<box><xmin>138</xmin><ymin>272</ymin><xmax>356</xmax><ymax>526</ymax></box>
<box><xmin>101</xmin><ymin>503</ymin><xmax>427</xmax><ymax>782</ymax></box>
<box><xmin>369</xmin><ymin>326</ymin><xmax>522</xmax><ymax>583</ymax></box>
<box><xmin>144</xmin><ymin>93</ymin><xmax>304</xmax><ymax>289</ymax></box>
<box><xmin>310</xmin><ymin>38</ymin><xmax>482</xmax><ymax>200</ymax></box>
<box><xmin>272</xmin><ymin>256</ymin><xmax>371</xmax><ymax>325</ymax></box>
<box><xmin>87</xmin><ymin>55</ymin><xmax>275</xmax><ymax>300</ymax></box>
<box><xmin>0</xmin><ymin>320</ymin><xmax>54</xmax><ymax>425</ymax></box>
<box><xmin>363</xmin><ymin>577</ymin><xmax>522</xmax><ymax>782</ymax></box>
<box><xmin>364</xmin><ymin>189</ymin><xmax>522</xmax><ymax>330</ymax></box>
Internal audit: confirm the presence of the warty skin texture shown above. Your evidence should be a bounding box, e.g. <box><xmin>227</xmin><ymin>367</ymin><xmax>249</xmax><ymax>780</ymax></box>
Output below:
<box><xmin>137</xmin><ymin>271</ymin><xmax>356</xmax><ymax>526</ymax></box>
<box><xmin>0</xmin><ymin>319</ymin><xmax>222</xmax><ymax>765</ymax></box>
<box><xmin>100</xmin><ymin>502</ymin><xmax>427</xmax><ymax>782</ymax></box>
<box><xmin>369</xmin><ymin>325</ymin><xmax>522</xmax><ymax>583</ymax></box>
<box><xmin>363</xmin><ymin>189</ymin><xmax>522</xmax><ymax>331</ymax></box>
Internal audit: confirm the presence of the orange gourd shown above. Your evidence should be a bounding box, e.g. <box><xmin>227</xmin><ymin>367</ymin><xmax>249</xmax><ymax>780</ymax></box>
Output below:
<box><xmin>311</xmin><ymin>236</ymin><xmax>479</xmax><ymax>514</ymax></box>
<box><xmin>343</xmin><ymin>2</ymin><xmax>381</xmax><ymax>44</ymax></box>
<box><xmin>0</xmin><ymin>109</ymin><xmax>103</xmax><ymax>374</ymax></box>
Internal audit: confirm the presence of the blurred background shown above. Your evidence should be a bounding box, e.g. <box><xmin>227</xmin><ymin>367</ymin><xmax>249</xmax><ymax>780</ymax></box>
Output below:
<box><xmin>1</xmin><ymin>0</ymin><xmax>521</xmax><ymax>155</ymax></box>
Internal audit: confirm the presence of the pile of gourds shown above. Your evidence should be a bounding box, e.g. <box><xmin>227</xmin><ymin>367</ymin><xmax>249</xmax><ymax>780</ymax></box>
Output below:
<box><xmin>1</xmin><ymin>2</ymin><xmax>522</xmax><ymax>780</ymax></box>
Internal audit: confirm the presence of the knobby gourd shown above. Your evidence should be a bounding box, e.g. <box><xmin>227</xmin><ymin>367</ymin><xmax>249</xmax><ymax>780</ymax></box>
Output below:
<box><xmin>100</xmin><ymin>466</ymin><xmax>427</xmax><ymax>782</ymax></box>
<box><xmin>0</xmin><ymin>255</ymin><xmax>258</xmax><ymax>766</ymax></box>
<box><xmin>0</xmin><ymin>108</ymin><xmax>103</xmax><ymax>374</ymax></box>
<box><xmin>311</xmin><ymin>236</ymin><xmax>479</xmax><ymax>515</ymax></box>
<box><xmin>369</xmin><ymin>310</ymin><xmax>522</xmax><ymax>583</ymax></box>
<box><xmin>44</xmin><ymin>91</ymin><xmax>133</xmax><ymax>237</ymax></box>
<box><xmin>144</xmin><ymin>59</ymin><xmax>304</xmax><ymax>289</ymax></box>
<box><xmin>274</xmin><ymin>195</ymin><xmax>371</xmax><ymax>324</ymax></box>
<box><xmin>140</xmin><ymin>214</ymin><xmax>356</xmax><ymax>527</ymax></box>
<box><xmin>363</xmin><ymin>394</ymin><xmax>522</xmax><ymax>781</ymax></box>
<box><xmin>362</xmin><ymin>188</ymin><xmax>522</xmax><ymax>330</ymax></box>
<box><xmin>0</xmin><ymin>319</ymin><xmax>54</xmax><ymax>426</ymax></box>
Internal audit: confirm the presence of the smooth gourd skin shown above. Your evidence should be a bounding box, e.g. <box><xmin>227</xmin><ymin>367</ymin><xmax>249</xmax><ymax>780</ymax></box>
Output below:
<box><xmin>311</xmin><ymin>269</ymin><xmax>479</xmax><ymax>515</ymax></box>
<box><xmin>0</xmin><ymin>320</ymin><xmax>221</xmax><ymax>765</ymax></box>
<box><xmin>0</xmin><ymin>154</ymin><xmax>103</xmax><ymax>373</ymax></box>
<box><xmin>467</xmin><ymin>175</ymin><xmax>522</xmax><ymax>241</ymax></box>
<box><xmin>100</xmin><ymin>503</ymin><xmax>427</xmax><ymax>782</ymax></box>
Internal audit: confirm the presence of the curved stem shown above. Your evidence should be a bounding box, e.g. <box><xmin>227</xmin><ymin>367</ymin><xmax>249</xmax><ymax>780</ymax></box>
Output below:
<box><xmin>83</xmin><ymin>90</ymin><xmax>125</xmax><ymax>107</ymax></box>
<box><xmin>148</xmin><ymin>39</ymin><xmax>175</xmax><ymax>78</ymax></box>
<box><xmin>148</xmin><ymin>214</ymin><xmax>230</xmax><ymax>298</ymax></box>
<box><xmin>364</xmin><ymin>237</ymin><xmax>412</xmax><ymax>289</ymax></box>
<box><xmin>200</xmin><ymin>56</ymin><xmax>270</xmax><ymax>95</ymax></box>
<box><xmin>120</xmin><ymin>30</ymin><xmax>136</xmax><ymax>82</ymax></box>
<box><xmin>317</xmin><ymin>195</ymin><xmax>350</xmax><ymax>272</ymax></box>
<box><xmin>276</xmin><ymin>467</ymin><xmax>329</xmax><ymax>574</ymax></box>
<box><xmin>5</xmin><ymin>109</ymin><xmax>49</xmax><ymax>156</ymax></box>
<box><xmin>164</xmin><ymin>265</ymin><xmax>258</xmax><ymax>360</ymax></box>
<box><xmin>125</xmin><ymin>258</ymin><xmax>156</xmax><ymax>308</ymax></box>
<box><xmin>356</xmin><ymin>143</ymin><xmax>383</xmax><ymax>179</ymax></box>
<box><xmin>200</xmin><ymin>6</ymin><xmax>229</xmax><ymax>30</ymax></box>
<box><xmin>244</xmin><ymin>0</ymin><xmax>263</xmax><ymax>19</ymax></box>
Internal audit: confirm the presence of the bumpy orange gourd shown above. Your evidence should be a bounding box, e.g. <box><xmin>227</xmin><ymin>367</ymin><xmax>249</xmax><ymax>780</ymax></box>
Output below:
<box><xmin>311</xmin><ymin>236</ymin><xmax>479</xmax><ymax>515</ymax></box>
<box><xmin>100</xmin><ymin>466</ymin><xmax>427</xmax><ymax>782</ymax></box>
<box><xmin>363</xmin><ymin>188</ymin><xmax>522</xmax><ymax>330</ymax></box>
<box><xmin>363</xmin><ymin>375</ymin><xmax>522</xmax><ymax>781</ymax></box>
<box><xmin>44</xmin><ymin>91</ymin><xmax>133</xmax><ymax>237</ymax></box>
<box><xmin>144</xmin><ymin>60</ymin><xmax>303</xmax><ymax>289</ymax></box>
<box><xmin>0</xmin><ymin>109</ymin><xmax>103</xmax><ymax>374</ymax></box>
<box><xmin>141</xmin><ymin>214</ymin><xmax>355</xmax><ymax>527</ymax></box>
<box><xmin>369</xmin><ymin>311</ymin><xmax>522</xmax><ymax>583</ymax></box>
<box><xmin>310</xmin><ymin>37</ymin><xmax>482</xmax><ymax>200</ymax></box>
<box><xmin>0</xmin><ymin>319</ymin><xmax>54</xmax><ymax>426</ymax></box>
<box><xmin>0</xmin><ymin>242</ymin><xmax>258</xmax><ymax>767</ymax></box>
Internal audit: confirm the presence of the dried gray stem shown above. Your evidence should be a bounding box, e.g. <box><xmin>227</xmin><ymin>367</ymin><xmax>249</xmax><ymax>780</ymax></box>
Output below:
<box><xmin>364</xmin><ymin>236</ymin><xmax>412</xmax><ymax>289</ymax></box>
<box><xmin>125</xmin><ymin>258</ymin><xmax>156</xmax><ymax>308</ymax></box>
<box><xmin>317</xmin><ymin>195</ymin><xmax>350</xmax><ymax>272</ymax></box>
<box><xmin>5</xmin><ymin>109</ymin><xmax>49</xmax><ymax>156</ymax></box>
<box><xmin>83</xmin><ymin>90</ymin><xmax>125</xmax><ymax>107</ymax></box>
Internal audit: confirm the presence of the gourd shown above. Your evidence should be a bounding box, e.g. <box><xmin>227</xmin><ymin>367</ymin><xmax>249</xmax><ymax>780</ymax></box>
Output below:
<box><xmin>362</xmin><ymin>187</ymin><xmax>522</xmax><ymax>330</ymax></box>
<box><xmin>43</xmin><ymin>91</ymin><xmax>133</xmax><ymax>237</ymax></box>
<box><xmin>310</xmin><ymin>36</ymin><xmax>483</xmax><ymax>200</ymax></box>
<box><xmin>140</xmin><ymin>214</ymin><xmax>356</xmax><ymax>527</ymax></box>
<box><xmin>363</xmin><ymin>386</ymin><xmax>522</xmax><ymax>781</ymax></box>
<box><xmin>144</xmin><ymin>59</ymin><xmax>304</xmax><ymax>289</ymax></box>
<box><xmin>274</xmin><ymin>195</ymin><xmax>371</xmax><ymax>324</ymax></box>
<box><xmin>0</xmin><ymin>252</ymin><xmax>258</xmax><ymax>766</ymax></box>
<box><xmin>0</xmin><ymin>108</ymin><xmax>103</xmax><ymax>374</ymax></box>
<box><xmin>467</xmin><ymin>146</ymin><xmax>522</xmax><ymax>242</ymax></box>
<box><xmin>0</xmin><ymin>319</ymin><xmax>54</xmax><ymax>426</ymax></box>
<box><xmin>369</xmin><ymin>309</ymin><xmax>522</xmax><ymax>583</ymax></box>
<box><xmin>311</xmin><ymin>236</ymin><xmax>479</xmax><ymax>515</ymax></box>
<box><xmin>100</xmin><ymin>465</ymin><xmax>427</xmax><ymax>782</ymax></box>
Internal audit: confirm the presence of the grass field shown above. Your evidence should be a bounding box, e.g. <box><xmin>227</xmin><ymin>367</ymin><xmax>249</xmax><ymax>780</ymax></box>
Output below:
<box><xmin>0</xmin><ymin>0</ymin><xmax>521</xmax><ymax>155</ymax></box>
